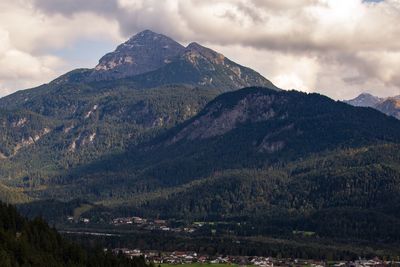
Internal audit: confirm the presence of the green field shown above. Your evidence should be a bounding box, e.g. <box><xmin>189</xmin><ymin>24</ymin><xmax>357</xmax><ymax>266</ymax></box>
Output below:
<box><xmin>161</xmin><ymin>264</ymin><xmax>237</xmax><ymax>267</ymax></box>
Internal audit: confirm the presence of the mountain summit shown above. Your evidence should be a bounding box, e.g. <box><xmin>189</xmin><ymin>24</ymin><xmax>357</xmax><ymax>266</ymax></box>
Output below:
<box><xmin>91</xmin><ymin>30</ymin><xmax>185</xmax><ymax>80</ymax></box>
<box><xmin>56</xmin><ymin>30</ymin><xmax>277</xmax><ymax>91</ymax></box>
<box><xmin>344</xmin><ymin>93</ymin><xmax>382</xmax><ymax>107</ymax></box>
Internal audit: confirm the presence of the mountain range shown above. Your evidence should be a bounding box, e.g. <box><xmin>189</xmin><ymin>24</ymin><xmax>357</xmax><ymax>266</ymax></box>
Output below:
<box><xmin>0</xmin><ymin>30</ymin><xmax>400</xmax><ymax>246</ymax></box>
<box><xmin>345</xmin><ymin>93</ymin><xmax>400</xmax><ymax>119</ymax></box>
<box><xmin>0</xmin><ymin>30</ymin><xmax>276</xmax><ymax>200</ymax></box>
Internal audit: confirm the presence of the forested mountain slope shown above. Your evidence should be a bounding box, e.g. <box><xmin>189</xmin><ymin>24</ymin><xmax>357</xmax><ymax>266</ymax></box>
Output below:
<box><xmin>0</xmin><ymin>201</ymin><xmax>149</xmax><ymax>266</ymax></box>
<box><xmin>0</xmin><ymin>31</ymin><xmax>277</xmax><ymax>200</ymax></box>
<box><xmin>29</xmin><ymin>88</ymin><xmax>400</xmax><ymax>230</ymax></box>
<box><xmin>26</xmin><ymin>87</ymin><xmax>400</xmax><ymax>242</ymax></box>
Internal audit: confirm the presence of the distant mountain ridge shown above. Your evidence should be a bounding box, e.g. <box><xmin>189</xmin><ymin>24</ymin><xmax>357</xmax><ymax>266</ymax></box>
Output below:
<box><xmin>344</xmin><ymin>93</ymin><xmax>383</xmax><ymax>107</ymax></box>
<box><xmin>345</xmin><ymin>93</ymin><xmax>400</xmax><ymax>119</ymax></box>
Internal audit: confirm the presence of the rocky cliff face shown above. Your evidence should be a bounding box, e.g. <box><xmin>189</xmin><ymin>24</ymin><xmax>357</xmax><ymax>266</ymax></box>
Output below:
<box><xmin>375</xmin><ymin>98</ymin><xmax>400</xmax><ymax>119</ymax></box>
<box><xmin>170</xmin><ymin>92</ymin><xmax>282</xmax><ymax>143</ymax></box>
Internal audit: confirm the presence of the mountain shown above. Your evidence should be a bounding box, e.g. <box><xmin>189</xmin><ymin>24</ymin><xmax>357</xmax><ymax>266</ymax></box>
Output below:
<box><xmin>345</xmin><ymin>93</ymin><xmax>400</xmax><ymax>119</ymax></box>
<box><xmin>0</xmin><ymin>30</ymin><xmax>278</xmax><ymax>200</ymax></box>
<box><xmin>127</xmin><ymin>41</ymin><xmax>278</xmax><ymax>90</ymax></box>
<box><xmin>0</xmin><ymin>201</ymin><xmax>149</xmax><ymax>266</ymax></box>
<box><xmin>53</xmin><ymin>30</ymin><xmax>277</xmax><ymax>91</ymax></box>
<box><xmin>344</xmin><ymin>93</ymin><xmax>382</xmax><ymax>107</ymax></box>
<box><xmin>92</xmin><ymin>30</ymin><xmax>185</xmax><ymax>80</ymax></box>
<box><xmin>1</xmin><ymin>29</ymin><xmax>400</xmax><ymax>246</ymax></box>
<box><xmin>375</xmin><ymin>98</ymin><xmax>400</xmax><ymax>119</ymax></box>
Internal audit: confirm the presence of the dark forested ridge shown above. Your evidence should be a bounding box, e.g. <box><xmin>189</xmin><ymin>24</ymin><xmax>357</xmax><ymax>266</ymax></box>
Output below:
<box><xmin>43</xmin><ymin>87</ymin><xmax>400</xmax><ymax>200</ymax></box>
<box><xmin>14</xmin><ymin>87</ymin><xmax>400</xmax><ymax>245</ymax></box>
<box><xmin>0</xmin><ymin>201</ymin><xmax>149</xmax><ymax>266</ymax></box>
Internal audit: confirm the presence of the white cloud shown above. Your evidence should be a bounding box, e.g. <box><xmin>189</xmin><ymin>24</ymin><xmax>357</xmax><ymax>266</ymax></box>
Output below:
<box><xmin>0</xmin><ymin>0</ymin><xmax>121</xmax><ymax>96</ymax></box>
<box><xmin>0</xmin><ymin>27</ymin><xmax>60</xmax><ymax>97</ymax></box>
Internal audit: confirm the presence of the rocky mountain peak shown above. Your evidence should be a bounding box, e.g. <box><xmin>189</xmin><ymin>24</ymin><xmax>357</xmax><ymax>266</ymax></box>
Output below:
<box><xmin>91</xmin><ymin>30</ymin><xmax>185</xmax><ymax>80</ymax></box>
<box><xmin>125</xmin><ymin>30</ymin><xmax>179</xmax><ymax>46</ymax></box>
<box><xmin>344</xmin><ymin>93</ymin><xmax>382</xmax><ymax>107</ymax></box>
<box><xmin>50</xmin><ymin>30</ymin><xmax>277</xmax><ymax>90</ymax></box>
<box><xmin>185</xmin><ymin>42</ymin><xmax>225</xmax><ymax>65</ymax></box>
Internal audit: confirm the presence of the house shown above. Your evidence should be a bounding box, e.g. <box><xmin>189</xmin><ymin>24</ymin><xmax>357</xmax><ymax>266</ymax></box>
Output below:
<box><xmin>81</xmin><ymin>218</ymin><xmax>90</xmax><ymax>223</ymax></box>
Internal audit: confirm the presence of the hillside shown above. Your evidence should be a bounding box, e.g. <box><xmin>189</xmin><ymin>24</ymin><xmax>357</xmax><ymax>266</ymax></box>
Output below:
<box><xmin>25</xmin><ymin>87</ymin><xmax>400</xmax><ymax>198</ymax></box>
<box><xmin>0</xmin><ymin>201</ymin><xmax>149</xmax><ymax>266</ymax></box>
<box><xmin>0</xmin><ymin>30</ymin><xmax>399</xmax><ymax>247</ymax></box>
<box><xmin>24</xmin><ymin>87</ymin><xmax>400</xmax><ymax>244</ymax></box>
<box><xmin>0</xmin><ymin>85</ymin><xmax>216</xmax><ymax>189</ymax></box>
<box><xmin>133</xmin><ymin>144</ymin><xmax>400</xmax><ymax>241</ymax></box>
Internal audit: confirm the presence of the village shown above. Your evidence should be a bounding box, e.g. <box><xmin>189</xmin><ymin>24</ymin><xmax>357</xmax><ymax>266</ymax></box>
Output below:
<box><xmin>109</xmin><ymin>248</ymin><xmax>400</xmax><ymax>267</ymax></box>
<box><xmin>66</xmin><ymin>215</ymin><xmax>400</xmax><ymax>267</ymax></box>
<box><xmin>67</xmin><ymin>214</ymin><xmax>200</xmax><ymax>234</ymax></box>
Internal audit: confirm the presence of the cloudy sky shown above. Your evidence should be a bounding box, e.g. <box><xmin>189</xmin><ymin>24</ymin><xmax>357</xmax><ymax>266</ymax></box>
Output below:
<box><xmin>0</xmin><ymin>0</ymin><xmax>399</xmax><ymax>99</ymax></box>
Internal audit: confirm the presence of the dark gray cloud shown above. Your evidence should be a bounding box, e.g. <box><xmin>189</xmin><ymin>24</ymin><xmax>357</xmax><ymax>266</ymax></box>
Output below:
<box><xmin>32</xmin><ymin>0</ymin><xmax>119</xmax><ymax>16</ymax></box>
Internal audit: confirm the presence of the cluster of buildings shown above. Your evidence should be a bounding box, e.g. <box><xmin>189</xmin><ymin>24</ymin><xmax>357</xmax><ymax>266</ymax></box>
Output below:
<box><xmin>339</xmin><ymin>259</ymin><xmax>400</xmax><ymax>267</ymax></box>
<box><xmin>109</xmin><ymin>249</ymin><xmax>399</xmax><ymax>267</ymax></box>
<box><xmin>110</xmin><ymin>216</ymin><xmax>196</xmax><ymax>233</ymax></box>
<box><xmin>67</xmin><ymin>216</ymin><xmax>90</xmax><ymax>224</ymax></box>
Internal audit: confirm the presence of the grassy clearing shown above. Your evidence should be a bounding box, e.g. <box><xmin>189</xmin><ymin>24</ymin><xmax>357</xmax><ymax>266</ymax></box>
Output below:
<box><xmin>73</xmin><ymin>204</ymin><xmax>93</xmax><ymax>220</ymax></box>
<box><xmin>161</xmin><ymin>264</ymin><xmax>237</xmax><ymax>267</ymax></box>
